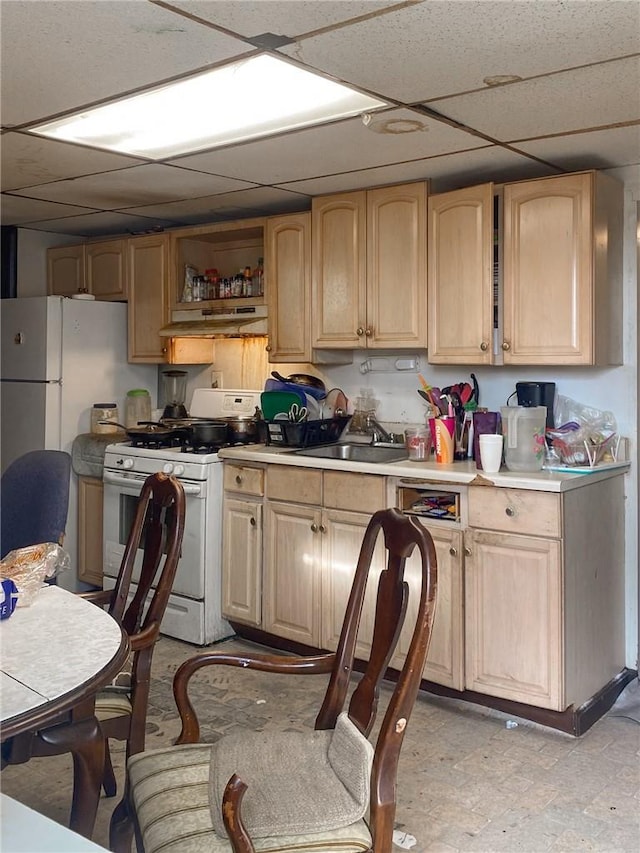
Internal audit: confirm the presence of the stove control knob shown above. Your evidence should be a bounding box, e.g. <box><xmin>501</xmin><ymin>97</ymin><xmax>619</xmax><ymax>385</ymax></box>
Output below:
<box><xmin>173</xmin><ymin>464</ymin><xmax>185</xmax><ymax>476</ymax></box>
<box><xmin>122</xmin><ymin>458</ymin><xmax>134</xmax><ymax>470</ymax></box>
<box><xmin>162</xmin><ymin>462</ymin><xmax>174</xmax><ymax>474</ymax></box>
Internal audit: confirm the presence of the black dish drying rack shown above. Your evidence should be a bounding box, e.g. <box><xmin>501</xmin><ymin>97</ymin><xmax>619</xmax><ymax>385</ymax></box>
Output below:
<box><xmin>259</xmin><ymin>416</ymin><xmax>351</xmax><ymax>448</ymax></box>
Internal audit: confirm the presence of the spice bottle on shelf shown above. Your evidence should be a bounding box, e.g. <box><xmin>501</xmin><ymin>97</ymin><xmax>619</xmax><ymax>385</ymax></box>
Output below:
<box><xmin>243</xmin><ymin>266</ymin><xmax>253</xmax><ymax>296</ymax></box>
<box><xmin>205</xmin><ymin>269</ymin><xmax>219</xmax><ymax>300</ymax></box>
<box><xmin>252</xmin><ymin>258</ymin><xmax>264</xmax><ymax>296</ymax></box>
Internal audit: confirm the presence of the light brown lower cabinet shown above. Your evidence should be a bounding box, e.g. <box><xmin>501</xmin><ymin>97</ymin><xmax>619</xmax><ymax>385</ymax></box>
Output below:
<box><xmin>77</xmin><ymin>476</ymin><xmax>104</xmax><ymax>587</ymax></box>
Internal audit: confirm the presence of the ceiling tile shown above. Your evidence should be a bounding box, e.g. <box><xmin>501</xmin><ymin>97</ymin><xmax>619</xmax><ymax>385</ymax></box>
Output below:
<box><xmin>429</xmin><ymin>57</ymin><xmax>640</xmax><ymax>141</ymax></box>
<box><xmin>0</xmin><ymin>132</ymin><xmax>145</xmax><ymax>192</ymax></box>
<box><xmin>0</xmin><ymin>195</ymin><xmax>94</xmax><ymax>226</ymax></box>
<box><xmin>279</xmin><ymin>145</ymin><xmax>558</xmax><ymax>195</ymax></box>
<box><xmin>0</xmin><ymin>0</ymin><xmax>250</xmax><ymax>127</ymax></box>
<box><xmin>168</xmin><ymin>0</ymin><xmax>399</xmax><ymax>38</ymax></box>
<box><xmin>168</xmin><ymin>108</ymin><xmax>487</xmax><ymax>184</ymax></box>
<box><xmin>9</xmin><ymin>164</ymin><xmax>258</xmax><ymax>209</ymax></box>
<box><xmin>279</xmin><ymin>0</ymin><xmax>640</xmax><ymax>102</ymax></box>
<box><xmin>511</xmin><ymin>125</ymin><xmax>640</xmax><ymax>173</ymax></box>
<box><xmin>23</xmin><ymin>211</ymin><xmax>174</xmax><ymax>239</ymax></box>
<box><xmin>120</xmin><ymin>186</ymin><xmax>311</xmax><ymax>226</ymax></box>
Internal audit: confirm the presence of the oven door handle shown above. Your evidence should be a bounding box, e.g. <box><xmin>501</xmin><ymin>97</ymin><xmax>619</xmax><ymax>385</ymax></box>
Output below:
<box><xmin>103</xmin><ymin>471</ymin><xmax>202</xmax><ymax>496</ymax></box>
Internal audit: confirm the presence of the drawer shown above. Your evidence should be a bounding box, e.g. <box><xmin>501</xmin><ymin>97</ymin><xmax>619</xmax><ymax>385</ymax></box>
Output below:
<box><xmin>468</xmin><ymin>487</ymin><xmax>561</xmax><ymax>538</ymax></box>
<box><xmin>223</xmin><ymin>463</ymin><xmax>264</xmax><ymax>496</ymax></box>
<box><xmin>324</xmin><ymin>471</ymin><xmax>387</xmax><ymax>514</ymax></box>
<box><xmin>266</xmin><ymin>465</ymin><xmax>323</xmax><ymax>505</ymax></box>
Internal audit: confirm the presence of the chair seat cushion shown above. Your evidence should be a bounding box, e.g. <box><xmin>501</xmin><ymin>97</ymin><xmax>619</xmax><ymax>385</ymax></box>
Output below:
<box><xmin>209</xmin><ymin>713</ymin><xmax>374</xmax><ymax>838</ymax></box>
<box><xmin>128</xmin><ymin>743</ymin><xmax>373</xmax><ymax>853</ymax></box>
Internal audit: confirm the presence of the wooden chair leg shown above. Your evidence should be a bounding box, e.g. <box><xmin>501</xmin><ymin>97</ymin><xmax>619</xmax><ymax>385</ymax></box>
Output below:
<box><xmin>102</xmin><ymin>741</ymin><xmax>118</xmax><ymax>798</ymax></box>
<box><xmin>37</xmin><ymin>717</ymin><xmax>105</xmax><ymax>839</ymax></box>
<box><xmin>109</xmin><ymin>789</ymin><xmax>136</xmax><ymax>853</ymax></box>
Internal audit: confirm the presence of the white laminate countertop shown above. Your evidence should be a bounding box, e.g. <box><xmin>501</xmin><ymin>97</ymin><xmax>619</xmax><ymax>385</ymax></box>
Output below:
<box><xmin>218</xmin><ymin>445</ymin><xmax>630</xmax><ymax>493</ymax></box>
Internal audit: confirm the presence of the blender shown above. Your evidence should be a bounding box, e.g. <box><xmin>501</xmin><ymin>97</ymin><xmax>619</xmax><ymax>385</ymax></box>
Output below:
<box><xmin>161</xmin><ymin>370</ymin><xmax>188</xmax><ymax>419</ymax></box>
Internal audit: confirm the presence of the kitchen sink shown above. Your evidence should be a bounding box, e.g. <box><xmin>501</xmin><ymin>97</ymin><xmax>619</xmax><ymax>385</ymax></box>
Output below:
<box><xmin>293</xmin><ymin>443</ymin><xmax>408</xmax><ymax>464</ymax></box>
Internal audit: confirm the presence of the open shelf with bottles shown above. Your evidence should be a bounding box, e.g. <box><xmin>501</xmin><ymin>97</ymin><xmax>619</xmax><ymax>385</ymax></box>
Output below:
<box><xmin>170</xmin><ymin>218</ymin><xmax>266</xmax><ymax>311</ymax></box>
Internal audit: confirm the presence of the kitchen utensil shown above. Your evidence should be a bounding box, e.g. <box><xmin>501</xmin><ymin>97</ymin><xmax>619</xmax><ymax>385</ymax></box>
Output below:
<box><xmin>260</xmin><ymin>391</ymin><xmax>304</xmax><ymax>421</ymax></box>
<box><xmin>322</xmin><ymin>388</ymin><xmax>348</xmax><ymax>418</ymax></box>
<box><xmin>161</xmin><ymin>370</ymin><xmax>188</xmax><ymax>420</ymax></box>
<box><xmin>270</xmin><ymin>371</ymin><xmax>326</xmax><ymax>392</ymax></box>
<box><xmin>470</xmin><ymin>373</ymin><xmax>480</xmax><ymax>405</ymax></box>
<box><xmin>288</xmin><ymin>404</ymin><xmax>308</xmax><ymax>422</ymax></box>
<box><xmin>104</xmin><ymin>421</ymin><xmax>184</xmax><ymax>442</ymax></box>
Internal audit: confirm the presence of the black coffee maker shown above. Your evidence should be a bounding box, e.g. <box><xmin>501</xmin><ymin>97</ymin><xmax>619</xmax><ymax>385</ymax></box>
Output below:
<box><xmin>516</xmin><ymin>381</ymin><xmax>556</xmax><ymax>428</ymax></box>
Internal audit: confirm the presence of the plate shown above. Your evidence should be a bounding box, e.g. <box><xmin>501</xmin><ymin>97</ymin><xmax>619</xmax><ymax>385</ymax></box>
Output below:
<box><xmin>322</xmin><ymin>388</ymin><xmax>349</xmax><ymax>418</ymax></box>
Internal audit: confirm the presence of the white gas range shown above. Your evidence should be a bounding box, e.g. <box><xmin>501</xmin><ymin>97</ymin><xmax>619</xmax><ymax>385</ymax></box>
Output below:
<box><xmin>102</xmin><ymin>388</ymin><xmax>262</xmax><ymax>645</ymax></box>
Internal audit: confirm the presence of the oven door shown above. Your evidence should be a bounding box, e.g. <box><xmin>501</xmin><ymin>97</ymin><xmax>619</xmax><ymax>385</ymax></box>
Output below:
<box><xmin>102</xmin><ymin>470</ymin><xmax>206</xmax><ymax>599</ymax></box>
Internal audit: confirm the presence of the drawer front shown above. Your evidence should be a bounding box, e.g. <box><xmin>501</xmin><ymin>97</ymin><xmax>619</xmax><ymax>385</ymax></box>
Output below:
<box><xmin>468</xmin><ymin>487</ymin><xmax>561</xmax><ymax>538</ymax></box>
<box><xmin>323</xmin><ymin>471</ymin><xmax>387</xmax><ymax>514</ymax></box>
<box><xmin>223</xmin><ymin>463</ymin><xmax>264</xmax><ymax>496</ymax></box>
<box><xmin>266</xmin><ymin>465</ymin><xmax>323</xmax><ymax>505</ymax></box>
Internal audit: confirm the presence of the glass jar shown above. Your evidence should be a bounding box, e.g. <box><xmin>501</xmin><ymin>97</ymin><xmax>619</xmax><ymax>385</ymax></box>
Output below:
<box><xmin>125</xmin><ymin>389</ymin><xmax>152</xmax><ymax>428</ymax></box>
<box><xmin>91</xmin><ymin>403</ymin><xmax>119</xmax><ymax>434</ymax></box>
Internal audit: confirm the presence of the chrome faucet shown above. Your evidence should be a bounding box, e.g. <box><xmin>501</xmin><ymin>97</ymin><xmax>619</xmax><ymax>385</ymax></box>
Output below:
<box><xmin>365</xmin><ymin>415</ymin><xmax>394</xmax><ymax>444</ymax></box>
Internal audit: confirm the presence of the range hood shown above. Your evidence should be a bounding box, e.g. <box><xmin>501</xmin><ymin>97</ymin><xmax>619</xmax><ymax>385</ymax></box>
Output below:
<box><xmin>159</xmin><ymin>305</ymin><xmax>268</xmax><ymax>338</ymax></box>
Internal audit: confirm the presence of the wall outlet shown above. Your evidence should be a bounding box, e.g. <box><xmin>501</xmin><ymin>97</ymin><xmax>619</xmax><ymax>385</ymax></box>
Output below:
<box><xmin>211</xmin><ymin>370</ymin><xmax>223</xmax><ymax>389</ymax></box>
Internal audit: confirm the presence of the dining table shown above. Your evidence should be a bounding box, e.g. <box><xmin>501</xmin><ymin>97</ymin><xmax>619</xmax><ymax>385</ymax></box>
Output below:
<box><xmin>1</xmin><ymin>584</ymin><xmax>130</xmax><ymax>838</ymax></box>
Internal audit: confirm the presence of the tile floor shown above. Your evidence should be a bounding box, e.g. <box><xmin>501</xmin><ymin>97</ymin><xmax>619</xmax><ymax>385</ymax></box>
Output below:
<box><xmin>2</xmin><ymin>635</ymin><xmax>639</xmax><ymax>852</ymax></box>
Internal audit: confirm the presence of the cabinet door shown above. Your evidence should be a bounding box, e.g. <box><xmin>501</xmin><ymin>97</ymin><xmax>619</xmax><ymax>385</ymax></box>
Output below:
<box><xmin>503</xmin><ymin>173</ymin><xmax>592</xmax><ymax>364</ymax></box>
<box><xmin>320</xmin><ymin>508</ymin><xmax>386</xmax><ymax>657</ymax></box>
<box><xmin>222</xmin><ymin>498</ymin><xmax>262</xmax><ymax>626</ymax></box>
<box><xmin>47</xmin><ymin>245</ymin><xmax>85</xmax><ymax>296</ymax></box>
<box><xmin>86</xmin><ymin>239</ymin><xmax>128</xmax><ymax>300</ymax></box>
<box><xmin>266</xmin><ymin>212</ymin><xmax>311</xmax><ymax>362</ymax></box>
<box><xmin>312</xmin><ymin>191</ymin><xmax>366</xmax><ymax>348</ymax></box>
<box><xmin>367</xmin><ymin>182</ymin><xmax>427</xmax><ymax>349</ymax></box>
<box><xmin>264</xmin><ymin>501</ymin><xmax>322</xmax><ymax>646</ymax></box>
<box><xmin>128</xmin><ymin>234</ymin><xmax>170</xmax><ymax>363</ymax></box>
<box><xmin>465</xmin><ymin>529</ymin><xmax>563</xmax><ymax>710</ymax></box>
<box><xmin>428</xmin><ymin>184</ymin><xmax>494</xmax><ymax>364</ymax></box>
<box><xmin>392</xmin><ymin>524</ymin><xmax>464</xmax><ymax>690</ymax></box>
<box><xmin>77</xmin><ymin>476</ymin><xmax>103</xmax><ymax>587</ymax></box>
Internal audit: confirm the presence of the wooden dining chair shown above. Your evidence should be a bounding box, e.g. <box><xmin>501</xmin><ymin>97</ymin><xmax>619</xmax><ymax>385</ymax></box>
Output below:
<box><xmin>110</xmin><ymin>507</ymin><xmax>438</xmax><ymax>853</ymax></box>
<box><xmin>1</xmin><ymin>472</ymin><xmax>186</xmax><ymax>832</ymax></box>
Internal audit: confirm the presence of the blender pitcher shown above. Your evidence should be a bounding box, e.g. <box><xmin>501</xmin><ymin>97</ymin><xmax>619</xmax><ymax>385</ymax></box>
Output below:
<box><xmin>500</xmin><ymin>406</ymin><xmax>547</xmax><ymax>472</ymax></box>
<box><xmin>162</xmin><ymin>370</ymin><xmax>188</xmax><ymax>419</ymax></box>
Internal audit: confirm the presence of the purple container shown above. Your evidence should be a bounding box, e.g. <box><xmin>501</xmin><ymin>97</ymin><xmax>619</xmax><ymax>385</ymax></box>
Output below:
<box><xmin>472</xmin><ymin>412</ymin><xmax>502</xmax><ymax>469</ymax></box>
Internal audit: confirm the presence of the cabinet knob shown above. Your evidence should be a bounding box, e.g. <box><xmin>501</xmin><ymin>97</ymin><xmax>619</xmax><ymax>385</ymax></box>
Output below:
<box><xmin>449</xmin><ymin>547</ymin><xmax>457</xmax><ymax>557</ymax></box>
<box><xmin>501</xmin><ymin>341</ymin><xmax>511</xmax><ymax>351</ymax></box>
<box><xmin>505</xmin><ymin>506</ymin><xmax>516</xmax><ymax>517</ymax></box>
<box><xmin>480</xmin><ymin>341</ymin><xmax>488</xmax><ymax>351</ymax></box>
<box><xmin>364</xmin><ymin>327</ymin><xmax>372</xmax><ymax>337</ymax></box>
<box><xmin>235</xmin><ymin>475</ymin><xmax>243</xmax><ymax>485</ymax></box>
<box><xmin>356</xmin><ymin>327</ymin><xmax>365</xmax><ymax>337</ymax></box>
<box><xmin>319</xmin><ymin>524</ymin><xmax>327</xmax><ymax>534</ymax></box>
<box><xmin>250</xmin><ymin>517</ymin><xmax>256</xmax><ymax>527</ymax></box>
<box><xmin>311</xmin><ymin>523</ymin><xmax>319</xmax><ymax>533</ymax></box>
<box><xmin>265</xmin><ymin>344</ymin><xmax>272</xmax><ymax>352</ymax></box>
<box><xmin>464</xmin><ymin>547</ymin><xmax>472</xmax><ymax>557</ymax></box>
<box><xmin>162</xmin><ymin>347</ymin><xmax>167</xmax><ymax>354</ymax></box>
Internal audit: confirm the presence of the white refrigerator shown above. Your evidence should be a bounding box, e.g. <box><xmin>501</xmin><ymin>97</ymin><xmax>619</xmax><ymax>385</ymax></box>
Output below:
<box><xmin>1</xmin><ymin>296</ymin><xmax>157</xmax><ymax>587</ymax></box>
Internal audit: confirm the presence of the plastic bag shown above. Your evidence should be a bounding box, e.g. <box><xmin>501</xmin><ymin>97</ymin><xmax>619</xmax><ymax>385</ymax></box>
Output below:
<box><xmin>0</xmin><ymin>543</ymin><xmax>70</xmax><ymax>607</ymax></box>
<box><xmin>547</xmin><ymin>395</ymin><xmax>618</xmax><ymax>466</ymax></box>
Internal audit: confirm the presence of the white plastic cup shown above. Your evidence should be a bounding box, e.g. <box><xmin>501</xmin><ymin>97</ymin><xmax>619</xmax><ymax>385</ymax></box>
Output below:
<box><xmin>479</xmin><ymin>434</ymin><xmax>503</xmax><ymax>473</ymax></box>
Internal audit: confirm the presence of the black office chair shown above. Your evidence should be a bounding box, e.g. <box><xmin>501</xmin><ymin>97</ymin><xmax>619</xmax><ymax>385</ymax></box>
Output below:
<box><xmin>0</xmin><ymin>450</ymin><xmax>72</xmax><ymax>559</ymax></box>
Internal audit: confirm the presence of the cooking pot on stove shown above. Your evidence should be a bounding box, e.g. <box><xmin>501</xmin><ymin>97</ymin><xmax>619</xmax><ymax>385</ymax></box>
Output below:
<box><xmin>224</xmin><ymin>416</ymin><xmax>259</xmax><ymax>445</ymax></box>
<box><xmin>189</xmin><ymin>420</ymin><xmax>229</xmax><ymax>446</ymax></box>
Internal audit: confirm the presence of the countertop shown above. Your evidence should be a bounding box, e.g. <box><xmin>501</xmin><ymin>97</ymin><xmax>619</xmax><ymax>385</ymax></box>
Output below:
<box><xmin>218</xmin><ymin>444</ymin><xmax>630</xmax><ymax>493</ymax></box>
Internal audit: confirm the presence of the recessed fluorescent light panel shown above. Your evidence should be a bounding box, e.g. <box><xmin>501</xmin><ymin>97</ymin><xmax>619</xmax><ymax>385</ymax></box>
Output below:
<box><xmin>31</xmin><ymin>54</ymin><xmax>388</xmax><ymax>159</ymax></box>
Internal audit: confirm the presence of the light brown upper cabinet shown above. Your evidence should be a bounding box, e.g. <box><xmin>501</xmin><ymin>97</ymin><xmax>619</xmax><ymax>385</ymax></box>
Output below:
<box><xmin>265</xmin><ymin>212</ymin><xmax>311</xmax><ymax>363</ymax></box>
<box><xmin>312</xmin><ymin>182</ymin><xmax>427</xmax><ymax>350</ymax></box>
<box><xmin>127</xmin><ymin>233</ymin><xmax>171</xmax><ymax>363</ymax></box>
<box><xmin>48</xmin><ymin>239</ymin><xmax>128</xmax><ymax>300</ymax></box>
<box><xmin>428</xmin><ymin>171</ymin><xmax>622</xmax><ymax>366</ymax></box>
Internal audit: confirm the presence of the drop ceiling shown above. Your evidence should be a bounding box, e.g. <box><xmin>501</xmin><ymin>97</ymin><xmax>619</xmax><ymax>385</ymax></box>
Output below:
<box><xmin>1</xmin><ymin>0</ymin><xmax>639</xmax><ymax>238</ymax></box>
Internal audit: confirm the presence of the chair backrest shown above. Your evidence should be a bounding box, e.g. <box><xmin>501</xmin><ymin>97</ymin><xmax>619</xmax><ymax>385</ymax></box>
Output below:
<box><xmin>106</xmin><ymin>472</ymin><xmax>185</xmax><ymax>757</ymax></box>
<box><xmin>0</xmin><ymin>450</ymin><xmax>71</xmax><ymax>559</ymax></box>
<box><xmin>316</xmin><ymin>507</ymin><xmax>438</xmax><ymax>850</ymax></box>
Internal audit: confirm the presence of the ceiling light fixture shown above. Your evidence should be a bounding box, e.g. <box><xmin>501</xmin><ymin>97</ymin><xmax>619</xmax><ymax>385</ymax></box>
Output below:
<box><xmin>30</xmin><ymin>54</ymin><xmax>387</xmax><ymax>159</ymax></box>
